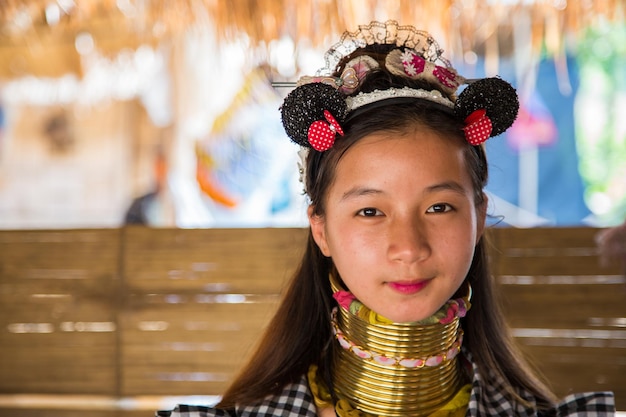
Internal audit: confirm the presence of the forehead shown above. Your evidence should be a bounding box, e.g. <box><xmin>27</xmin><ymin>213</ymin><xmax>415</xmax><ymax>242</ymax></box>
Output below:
<box><xmin>327</xmin><ymin>127</ymin><xmax>471</xmax><ymax>192</ymax></box>
<box><xmin>340</xmin><ymin>127</ymin><xmax>467</xmax><ymax>168</ymax></box>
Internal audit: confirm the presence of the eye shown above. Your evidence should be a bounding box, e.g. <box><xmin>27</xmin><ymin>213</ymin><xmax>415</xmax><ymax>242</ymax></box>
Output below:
<box><xmin>427</xmin><ymin>203</ymin><xmax>453</xmax><ymax>213</ymax></box>
<box><xmin>357</xmin><ymin>207</ymin><xmax>383</xmax><ymax>217</ymax></box>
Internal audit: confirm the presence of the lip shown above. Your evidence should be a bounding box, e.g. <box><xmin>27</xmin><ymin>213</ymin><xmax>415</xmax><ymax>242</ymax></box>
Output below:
<box><xmin>387</xmin><ymin>279</ymin><xmax>430</xmax><ymax>295</ymax></box>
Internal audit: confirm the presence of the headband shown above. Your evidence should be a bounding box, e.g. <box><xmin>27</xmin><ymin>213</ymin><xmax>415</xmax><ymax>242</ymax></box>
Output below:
<box><xmin>280</xmin><ymin>21</ymin><xmax>519</xmax><ymax>152</ymax></box>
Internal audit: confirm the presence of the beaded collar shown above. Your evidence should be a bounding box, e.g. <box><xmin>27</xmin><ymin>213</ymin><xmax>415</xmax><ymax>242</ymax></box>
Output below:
<box><xmin>328</xmin><ymin>274</ymin><xmax>472</xmax><ymax>417</ymax></box>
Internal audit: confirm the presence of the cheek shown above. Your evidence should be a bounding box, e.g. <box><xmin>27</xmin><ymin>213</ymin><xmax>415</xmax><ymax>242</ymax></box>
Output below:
<box><xmin>317</xmin><ymin>218</ymin><xmax>364</xmax><ymax>259</ymax></box>
<box><xmin>460</xmin><ymin>236</ymin><xmax>479</xmax><ymax>276</ymax></box>
<box><xmin>326</xmin><ymin>218</ymin><xmax>372</xmax><ymax>251</ymax></box>
<box><xmin>439</xmin><ymin>222</ymin><xmax>478</xmax><ymax>265</ymax></box>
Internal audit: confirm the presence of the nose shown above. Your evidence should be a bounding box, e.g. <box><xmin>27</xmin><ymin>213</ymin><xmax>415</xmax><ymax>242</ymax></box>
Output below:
<box><xmin>387</xmin><ymin>216</ymin><xmax>431</xmax><ymax>264</ymax></box>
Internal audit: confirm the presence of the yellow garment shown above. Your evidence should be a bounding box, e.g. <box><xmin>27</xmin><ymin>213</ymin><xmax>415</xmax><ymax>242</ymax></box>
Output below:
<box><xmin>363</xmin><ymin>308</ymin><xmax>393</xmax><ymax>324</ymax></box>
<box><xmin>428</xmin><ymin>384</ymin><xmax>471</xmax><ymax>417</ymax></box>
<box><xmin>307</xmin><ymin>365</ymin><xmax>471</xmax><ymax>417</ymax></box>
<box><xmin>308</xmin><ymin>365</ymin><xmax>334</xmax><ymax>409</ymax></box>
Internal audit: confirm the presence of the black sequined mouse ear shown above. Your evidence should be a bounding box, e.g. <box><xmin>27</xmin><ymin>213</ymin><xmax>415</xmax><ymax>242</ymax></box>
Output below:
<box><xmin>455</xmin><ymin>77</ymin><xmax>519</xmax><ymax>137</ymax></box>
<box><xmin>280</xmin><ymin>83</ymin><xmax>348</xmax><ymax>148</ymax></box>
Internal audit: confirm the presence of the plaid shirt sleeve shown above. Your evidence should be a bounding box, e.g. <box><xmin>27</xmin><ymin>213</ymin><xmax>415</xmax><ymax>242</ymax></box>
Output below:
<box><xmin>551</xmin><ymin>391</ymin><xmax>616</xmax><ymax>417</ymax></box>
<box><xmin>465</xmin><ymin>349</ymin><xmax>616</xmax><ymax>417</ymax></box>
<box><xmin>155</xmin><ymin>375</ymin><xmax>317</xmax><ymax>417</ymax></box>
<box><xmin>156</xmin><ymin>404</ymin><xmax>234</xmax><ymax>417</ymax></box>
<box><xmin>157</xmin><ymin>355</ymin><xmax>615</xmax><ymax>417</ymax></box>
<box><xmin>235</xmin><ymin>376</ymin><xmax>317</xmax><ymax>416</ymax></box>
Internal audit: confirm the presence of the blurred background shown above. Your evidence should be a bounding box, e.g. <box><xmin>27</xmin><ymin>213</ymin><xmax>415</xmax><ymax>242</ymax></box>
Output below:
<box><xmin>0</xmin><ymin>0</ymin><xmax>624</xmax><ymax>229</ymax></box>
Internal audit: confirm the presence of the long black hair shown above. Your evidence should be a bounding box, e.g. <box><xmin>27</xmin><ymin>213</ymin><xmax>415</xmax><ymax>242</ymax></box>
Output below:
<box><xmin>217</xmin><ymin>47</ymin><xmax>556</xmax><ymax>410</ymax></box>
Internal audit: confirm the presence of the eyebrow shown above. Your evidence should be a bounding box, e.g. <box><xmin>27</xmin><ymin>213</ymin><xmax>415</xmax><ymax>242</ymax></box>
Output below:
<box><xmin>425</xmin><ymin>181</ymin><xmax>467</xmax><ymax>195</ymax></box>
<box><xmin>340</xmin><ymin>181</ymin><xmax>468</xmax><ymax>202</ymax></box>
<box><xmin>340</xmin><ymin>187</ymin><xmax>383</xmax><ymax>202</ymax></box>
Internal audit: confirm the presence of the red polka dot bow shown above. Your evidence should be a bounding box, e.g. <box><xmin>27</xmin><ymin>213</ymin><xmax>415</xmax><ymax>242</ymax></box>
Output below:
<box><xmin>307</xmin><ymin>110</ymin><xmax>345</xmax><ymax>151</ymax></box>
<box><xmin>463</xmin><ymin>109</ymin><xmax>492</xmax><ymax>146</ymax></box>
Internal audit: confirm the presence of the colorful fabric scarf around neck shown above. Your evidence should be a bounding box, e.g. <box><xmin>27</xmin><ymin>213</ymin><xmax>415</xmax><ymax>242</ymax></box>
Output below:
<box><xmin>332</xmin><ymin>288</ymin><xmax>470</xmax><ymax>326</ymax></box>
<box><xmin>311</xmin><ymin>278</ymin><xmax>472</xmax><ymax>417</ymax></box>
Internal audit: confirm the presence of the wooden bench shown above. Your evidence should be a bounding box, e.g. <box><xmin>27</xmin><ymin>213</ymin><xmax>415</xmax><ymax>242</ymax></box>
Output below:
<box><xmin>0</xmin><ymin>226</ymin><xmax>624</xmax><ymax>415</ymax></box>
<box><xmin>119</xmin><ymin>227</ymin><xmax>306</xmax><ymax>397</ymax></box>
<box><xmin>489</xmin><ymin>227</ymin><xmax>626</xmax><ymax>406</ymax></box>
<box><xmin>0</xmin><ymin>229</ymin><xmax>123</xmax><ymax>416</ymax></box>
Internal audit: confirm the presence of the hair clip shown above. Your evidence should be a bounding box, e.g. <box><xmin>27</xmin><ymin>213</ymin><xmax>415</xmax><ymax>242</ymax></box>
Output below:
<box><xmin>281</xmin><ymin>82</ymin><xmax>348</xmax><ymax>149</ymax></box>
<box><xmin>385</xmin><ymin>49</ymin><xmax>464</xmax><ymax>95</ymax></box>
<box><xmin>454</xmin><ymin>77</ymin><xmax>519</xmax><ymax>142</ymax></box>
<box><xmin>308</xmin><ymin>110</ymin><xmax>344</xmax><ymax>151</ymax></box>
<box><xmin>463</xmin><ymin>109</ymin><xmax>492</xmax><ymax>146</ymax></box>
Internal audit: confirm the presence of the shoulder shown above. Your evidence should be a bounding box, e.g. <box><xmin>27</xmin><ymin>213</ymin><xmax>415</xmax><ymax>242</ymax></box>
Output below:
<box><xmin>463</xmin><ymin>350</ymin><xmax>616</xmax><ymax>416</ymax></box>
<box><xmin>551</xmin><ymin>391</ymin><xmax>615</xmax><ymax>417</ymax></box>
<box><xmin>157</xmin><ymin>375</ymin><xmax>317</xmax><ymax>417</ymax></box>
<box><xmin>236</xmin><ymin>374</ymin><xmax>317</xmax><ymax>416</ymax></box>
<box><xmin>156</xmin><ymin>404</ymin><xmax>234</xmax><ymax>417</ymax></box>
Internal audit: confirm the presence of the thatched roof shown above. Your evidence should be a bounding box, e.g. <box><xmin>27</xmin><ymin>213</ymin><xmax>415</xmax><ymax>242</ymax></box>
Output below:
<box><xmin>1</xmin><ymin>0</ymin><xmax>624</xmax><ymax>79</ymax></box>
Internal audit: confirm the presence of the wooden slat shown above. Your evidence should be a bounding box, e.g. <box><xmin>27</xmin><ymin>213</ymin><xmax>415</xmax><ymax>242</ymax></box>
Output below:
<box><xmin>120</xmin><ymin>302</ymin><xmax>280</xmax><ymax>395</ymax></box>
<box><xmin>0</xmin><ymin>229</ymin><xmax>121</xmax><ymax>395</ymax></box>
<box><xmin>121</xmin><ymin>227</ymin><xmax>307</xmax><ymax>293</ymax></box>
<box><xmin>486</xmin><ymin>227</ymin><xmax>619</xmax><ymax>275</ymax></box>
<box><xmin>486</xmin><ymin>227</ymin><xmax>626</xmax><ymax>409</ymax></box>
<box><xmin>488</xmin><ymin>227</ymin><xmax>602</xmax><ymax>248</ymax></box>
<box><xmin>1</xmin><ymin>226</ymin><xmax>625</xmax><ymax>411</ymax></box>
<box><xmin>0</xmin><ymin>409</ymin><xmax>118</xmax><ymax>417</ymax></box>
<box><xmin>520</xmin><ymin>345</ymin><xmax>626</xmax><ymax>400</ymax></box>
<box><xmin>119</xmin><ymin>227</ymin><xmax>307</xmax><ymax>396</ymax></box>
<box><xmin>498</xmin><ymin>284</ymin><xmax>626</xmax><ymax>328</ymax></box>
<box><xmin>0</xmin><ymin>343</ymin><xmax>117</xmax><ymax>394</ymax></box>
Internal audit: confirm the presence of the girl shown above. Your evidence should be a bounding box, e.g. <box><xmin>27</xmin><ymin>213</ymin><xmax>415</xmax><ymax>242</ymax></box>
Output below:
<box><xmin>160</xmin><ymin>21</ymin><xmax>615</xmax><ymax>417</ymax></box>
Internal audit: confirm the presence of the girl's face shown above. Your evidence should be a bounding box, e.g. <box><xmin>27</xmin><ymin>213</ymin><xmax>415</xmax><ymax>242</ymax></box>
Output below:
<box><xmin>309</xmin><ymin>127</ymin><xmax>486</xmax><ymax>323</ymax></box>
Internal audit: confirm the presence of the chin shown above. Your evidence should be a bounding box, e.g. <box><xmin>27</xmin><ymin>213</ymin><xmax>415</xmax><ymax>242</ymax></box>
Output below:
<box><xmin>383</xmin><ymin>308</ymin><xmax>437</xmax><ymax>323</ymax></box>
<box><xmin>387</xmin><ymin>309</ymin><xmax>434</xmax><ymax>324</ymax></box>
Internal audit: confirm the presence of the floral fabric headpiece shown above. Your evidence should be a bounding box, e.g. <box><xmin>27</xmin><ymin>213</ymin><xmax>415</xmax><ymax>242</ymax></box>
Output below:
<box><xmin>280</xmin><ymin>20</ymin><xmax>519</xmax><ymax>152</ymax></box>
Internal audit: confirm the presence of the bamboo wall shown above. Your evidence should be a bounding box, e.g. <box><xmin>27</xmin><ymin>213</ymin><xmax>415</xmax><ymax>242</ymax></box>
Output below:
<box><xmin>0</xmin><ymin>226</ymin><xmax>624</xmax><ymax>415</ymax></box>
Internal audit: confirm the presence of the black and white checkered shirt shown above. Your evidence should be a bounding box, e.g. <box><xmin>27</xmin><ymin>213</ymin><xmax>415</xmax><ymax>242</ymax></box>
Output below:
<box><xmin>157</xmin><ymin>354</ymin><xmax>616</xmax><ymax>417</ymax></box>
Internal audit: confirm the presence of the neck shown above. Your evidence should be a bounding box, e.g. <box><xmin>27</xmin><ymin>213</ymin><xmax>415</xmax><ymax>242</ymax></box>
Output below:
<box><xmin>329</xmin><ymin>275</ymin><xmax>469</xmax><ymax>417</ymax></box>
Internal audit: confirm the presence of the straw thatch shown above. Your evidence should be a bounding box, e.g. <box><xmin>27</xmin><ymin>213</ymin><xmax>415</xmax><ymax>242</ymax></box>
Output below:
<box><xmin>0</xmin><ymin>0</ymin><xmax>624</xmax><ymax>79</ymax></box>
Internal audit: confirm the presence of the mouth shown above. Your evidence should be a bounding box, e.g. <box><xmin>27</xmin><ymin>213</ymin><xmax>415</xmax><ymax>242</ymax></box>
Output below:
<box><xmin>386</xmin><ymin>279</ymin><xmax>430</xmax><ymax>294</ymax></box>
